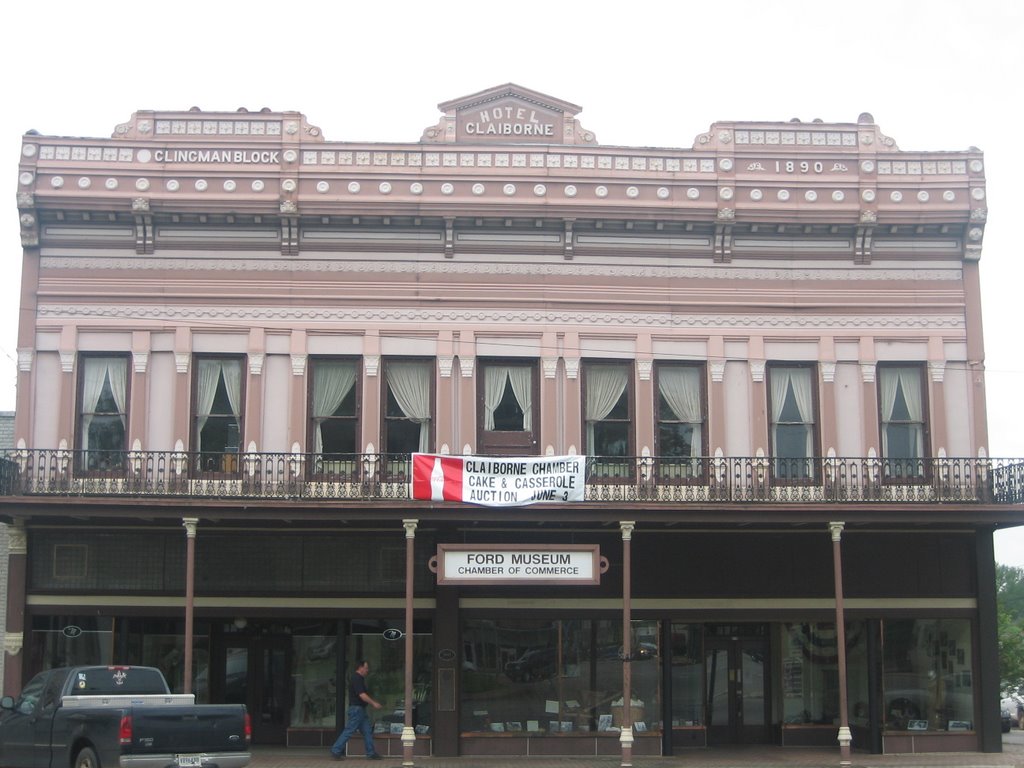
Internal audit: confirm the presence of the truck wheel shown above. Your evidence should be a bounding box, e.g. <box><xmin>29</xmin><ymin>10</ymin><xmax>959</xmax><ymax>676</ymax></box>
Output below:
<box><xmin>74</xmin><ymin>747</ymin><xmax>100</xmax><ymax>768</ymax></box>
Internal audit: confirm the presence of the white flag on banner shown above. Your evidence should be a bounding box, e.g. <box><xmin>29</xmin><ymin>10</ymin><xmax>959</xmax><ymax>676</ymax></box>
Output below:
<box><xmin>411</xmin><ymin>453</ymin><xmax>587</xmax><ymax>506</ymax></box>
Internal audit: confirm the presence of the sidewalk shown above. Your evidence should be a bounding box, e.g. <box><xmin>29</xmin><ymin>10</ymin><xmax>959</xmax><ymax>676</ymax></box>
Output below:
<box><xmin>249</xmin><ymin>744</ymin><xmax>1024</xmax><ymax>767</ymax></box>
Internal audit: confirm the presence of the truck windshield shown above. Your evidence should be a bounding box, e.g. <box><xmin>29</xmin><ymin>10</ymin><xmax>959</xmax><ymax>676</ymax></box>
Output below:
<box><xmin>68</xmin><ymin>668</ymin><xmax>169</xmax><ymax>695</ymax></box>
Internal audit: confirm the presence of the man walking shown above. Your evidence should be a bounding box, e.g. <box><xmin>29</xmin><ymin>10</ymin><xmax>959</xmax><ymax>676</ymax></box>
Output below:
<box><xmin>330</xmin><ymin>659</ymin><xmax>383</xmax><ymax>760</ymax></box>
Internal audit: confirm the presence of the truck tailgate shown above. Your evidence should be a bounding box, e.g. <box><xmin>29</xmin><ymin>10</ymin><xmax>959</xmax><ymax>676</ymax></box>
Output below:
<box><xmin>129</xmin><ymin>705</ymin><xmax>248</xmax><ymax>753</ymax></box>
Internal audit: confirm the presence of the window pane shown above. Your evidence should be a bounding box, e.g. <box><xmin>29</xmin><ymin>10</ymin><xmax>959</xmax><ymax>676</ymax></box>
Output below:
<box><xmin>670</xmin><ymin>624</ymin><xmax>703</xmax><ymax>726</ymax></box>
<box><xmin>658</xmin><ymin>423</ymin><xmax>693</xmax><ymax>457</ymax></box>
<box><xmin>461</xmin><ymin>618</ymin><xmax>660</xmax><ymax>735</ymax></box>
<box><xmin>882</xmin><ymin>618</ymin><xmax>973</xmax><ymax>731</ymax></box>
<box><xmin>319</xmin><ymin>419</ymin><xmax>356</xmax><ymax>454</ymax></box>
<box><xmin>593</xmin><ymin>421</ymin><xmax>629</xmax><ymax>457</ymax></box>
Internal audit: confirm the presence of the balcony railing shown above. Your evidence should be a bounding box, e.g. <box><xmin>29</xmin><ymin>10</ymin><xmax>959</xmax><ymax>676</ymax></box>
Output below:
<box><xmin>1</xmin><ymin>450</ymin><xmax>1022</xmax><ymax>505</ymax></box>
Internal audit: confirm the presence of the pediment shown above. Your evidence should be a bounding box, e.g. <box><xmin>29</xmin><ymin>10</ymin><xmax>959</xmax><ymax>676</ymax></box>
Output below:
<box><xmin>423</xmin><ymin>83</ymin><xmax>597</xmax><ymax>145</ymax></box>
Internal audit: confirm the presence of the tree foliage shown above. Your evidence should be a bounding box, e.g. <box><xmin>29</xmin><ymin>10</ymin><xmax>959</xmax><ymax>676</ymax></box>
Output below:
<box><xmin>998</xmin><ymin>564</ymin><xmax>1024</xmax><ymax>695</ymax></box>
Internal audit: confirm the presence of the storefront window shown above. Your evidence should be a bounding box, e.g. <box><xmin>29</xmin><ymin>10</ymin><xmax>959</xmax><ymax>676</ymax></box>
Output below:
<box><xmin>29</xmin><ymin>616</ymin><xmax>113</xmax><ymax>672</ymax></box>
<box><xmin>461</xmin><ymin>618</ymin><xmax>660</xmax><ymax>735</ymax></box>
<box><xmin>882</xmin><ymin>618</ymin><xmax>973</xmax><ymax>731</ymax></box>
<box><xmin>670</xmin><ymin>623</ymin><xmax>703</xmax><ymax>726</ymax></box>
<box><xmin>781</xmin><ymin>621</ymin><xmax>868</xmax><ymax>726</ymax></box>
<box><xmin>292</xmin><ymin>633</ymin><xmax>338</xmax><ymax>728</ymax></box>
<box><xmin>346</xmin><ymin>620</ymin><xmax>433</xmax><ymax>736</ymax></box>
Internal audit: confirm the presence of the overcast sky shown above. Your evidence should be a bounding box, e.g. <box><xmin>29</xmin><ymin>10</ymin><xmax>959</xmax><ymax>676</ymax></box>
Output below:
<box><xmin>2</xmin><ymin>0</ymin><xmax>1022</xmax><ymax>563</ymax></box>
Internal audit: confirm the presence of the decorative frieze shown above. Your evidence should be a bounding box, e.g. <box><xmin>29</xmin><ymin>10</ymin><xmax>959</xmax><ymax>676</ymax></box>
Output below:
<box><xmin>36</xmin><ymin>304</ymin><xmax>967</xmax><ymax>333</ymax></box>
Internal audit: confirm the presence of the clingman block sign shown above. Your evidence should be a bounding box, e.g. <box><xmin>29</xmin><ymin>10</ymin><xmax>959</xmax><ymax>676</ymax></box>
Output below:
<box><xmin>411</xmin><ymin>453</ymin><xmax>586</xmax><ymax>506</ymax></box>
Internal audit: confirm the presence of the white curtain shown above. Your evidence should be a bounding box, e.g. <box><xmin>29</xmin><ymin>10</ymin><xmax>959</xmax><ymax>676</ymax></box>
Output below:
<box><xmin>880</xmin><ymin>366</ymin><xmax>923</xmax><ymax>457</ymax></box>
<box><xmin>585</xmin><ymin>365</ymin><xmax>628</xmax><ymax>454</ymax></box>
<box><xmin>387</xmin><ymin>361</ymin><xmax>432</xmax><ymax>452</ymax></box>
<box><xmin>507</xmin><ymin>366</ymin><xmax>533</xmax><ymax>431</ymax></box>
<box><xmin>770</xmin><ymin>367</ymin><xmax>813</xmax><ymax>457</ymax></box>
<box><xmin>312</xmin><ymin>362</ymin><xmax>357</xmax><ymax>454</ymax></box>
<box><xmin>196</xmin><ymin>359</ymin><xmax>241</xmax><ymax>440</ymax></box>
<box><xmin>80</xmin><ymin>357</ymin><xmax>128</xmax><ymax>450</ymax></box>
<box><xmin>483</xmin><ymin>366</ymin><xmax>532</xmax><ymax>432</ymax></box>
<box><xmin>483</xmin><ymin>366</ymin><xmax>509</xmax><ymax>431</ymax></box>
<box><xmin>658</xmin><ymin>366</ymin><xmax>703</xmax><ymax>457</ymax></box>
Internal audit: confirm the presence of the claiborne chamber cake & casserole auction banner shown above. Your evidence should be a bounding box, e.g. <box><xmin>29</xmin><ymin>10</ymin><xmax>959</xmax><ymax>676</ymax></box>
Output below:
<box><xmin>411</xmin><ymin>453</ymin><xmax>586</xmax><ymax>506</ymax></box>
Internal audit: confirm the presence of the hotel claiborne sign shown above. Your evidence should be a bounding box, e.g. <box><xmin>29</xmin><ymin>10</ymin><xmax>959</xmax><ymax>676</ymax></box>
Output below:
<box><xmin>430</xmin><ymin>544</ymin><xmax>608</xmax><ymax>586</ymax></box>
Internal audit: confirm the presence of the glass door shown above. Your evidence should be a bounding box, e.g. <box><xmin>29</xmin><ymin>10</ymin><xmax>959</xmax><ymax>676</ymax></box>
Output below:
<box><xmin>222</xmin><ymin>636</ymin><xmax>291</xmax><ymax>745</ymax></box>
<box><xmin>704</xmin><ymin>627</ymin><xmax>770</xmax><ymax>744</ymax></box>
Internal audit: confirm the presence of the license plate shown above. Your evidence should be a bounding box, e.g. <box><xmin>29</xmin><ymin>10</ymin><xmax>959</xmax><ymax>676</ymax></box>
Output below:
<box><xmin>176</xmin><ymin>756</ymin><xmax>204</xmax><ymax>767</ymax></box>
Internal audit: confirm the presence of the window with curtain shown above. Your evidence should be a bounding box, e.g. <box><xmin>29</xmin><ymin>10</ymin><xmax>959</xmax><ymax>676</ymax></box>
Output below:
<box><xmin>584</xmin><ymin>362</ymin><xmax>632</xmax><ymax>479</ymax></box>
<box><xmin>382</xmin><ymin>359</ymin><xmax>434</xmax><ymax>456</ymax></box>
<box><xmin>483</xmin><ymin>365</ymin><xmax>533</xmax><ymax>432</ymax></box>
<box><xmin>477</xmin><ymin>360</ymin><xmax>538</xmax><ymax>455</ymax></box>
<box><xmin>768</xmin><ymin>364</ymin><xmax>817</xmax><ymax>481</ymax></box>
<box><xmin>309</xmin><ymin>358</ymin><xmax>359</xmax><ymax>477</ymax></box>
<box><xmin>77</xmin><ymin>355</ymin><xmax>129</xmax><ymax>471</ymax></box>
<box><xmin>655</xmin><ymin>363</ymin><xmax>705</xmax><ymax>479</ymax></box>
<box><xmin>878</xmin><ymin>364</ymin><xmax>927</xmax><ymax>479</ymax></box>
<box><xmin>192</xmin><ymin>356</ymin><xmax>244</xmax><ymax>472</ymax></box>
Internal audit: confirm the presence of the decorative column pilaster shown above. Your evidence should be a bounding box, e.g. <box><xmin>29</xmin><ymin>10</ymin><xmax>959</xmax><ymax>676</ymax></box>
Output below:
<box><xmin>402</xmin><ymin>519</ymin><xmax>418</xmax><ymax>767</ymax></box>
<box><xmin>830</xmin><ymin>522</ymin><xmax>852</xmax><ymax>765</ymax></box>
<box><xmin>182</xmin><ymin>517</ymin><xmax>198</xmax><ymax>695</ymax></box>
<box><xmin>619</xmin><ymin>521</ymin><xmax>636</xmax><ymax>768</ymax></box>
<box><xmin>3</xmin><ymin>521</ymin><xmax>27</xmax><ymax>696</ymax></box>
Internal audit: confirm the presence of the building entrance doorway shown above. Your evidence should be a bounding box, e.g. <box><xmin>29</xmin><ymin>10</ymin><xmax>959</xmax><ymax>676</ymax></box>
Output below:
<box><xmin>220</xmin><ymin>634</ymin><xmax>291</xmax><ymax>745</ymax></box>
<box><xmin>704</xmin><ymin>624</ymin><xmax>770</xmax><ymax>745</ymax></box>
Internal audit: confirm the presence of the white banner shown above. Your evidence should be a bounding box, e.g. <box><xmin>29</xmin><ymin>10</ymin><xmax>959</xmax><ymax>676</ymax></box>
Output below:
<box><xmin>411</xmin><ymin>453</ymin><xmax>586</xmax><ymax>506</ymax></box>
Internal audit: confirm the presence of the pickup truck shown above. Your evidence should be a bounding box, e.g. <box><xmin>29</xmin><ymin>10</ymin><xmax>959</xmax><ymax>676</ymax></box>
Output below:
<box><xmin>0</xmin><ymin>665</ymin><xmax>250</xmax><ymax>768</ymax></box>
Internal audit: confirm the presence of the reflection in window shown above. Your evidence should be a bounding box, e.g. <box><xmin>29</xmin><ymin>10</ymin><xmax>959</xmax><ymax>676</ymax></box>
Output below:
<box><xmin>461</xmin><ymin>618</ymin><xmax>660</xmax><ymax>735</ymax></box>
<box><xmin>346</xmin><ymin>620</ymin><xmax>433</xmax><ymax>734</ymax></box>
<box><xmin>311</xmin><ymin>359</ymin><xmax>359</xmax><ymax>478</ymax></box>
<box><xmin>882</xmin><ymin>618</ymin><xmax>973</xmax><ymax>731</ymax></box>
<box><xmin>193</xmin><ymin>357</ymin><xmax>244</xmax><ymax>472</ymax></box>
<box><xmin>670</xmin><ymin>624</ymin><xmax>703</xmax><ymax>726</ymax></box>
<box><xmin>769</xmin><ymin>365</ymin><xmax>816</xmax><ymax>481</ymax></box>
<box><xmin>879</xmin><ymin>365</ymin><xmax>927</xmax><ymax>478</ymax></box>
<box><xmin>78</xmin><ymin>356</ymin><xmax>128</xmax><ymax>471</ymax></box>
<box><xmin>292</xmin><ymin>631</ymin><xmax>338</xmax><ymax>727</ymax></box>
<box><xmin>29</xmin><ymin>615</ymin><xmax>114</xmax><ymax>671</ymax></box>
<box><xmin>781</xmin><ymin>622</ymin><xmax>868</xmax><ymax>726</ymax></box>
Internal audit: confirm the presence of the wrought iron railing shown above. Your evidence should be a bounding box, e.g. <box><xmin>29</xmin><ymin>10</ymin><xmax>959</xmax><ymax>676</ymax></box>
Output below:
<box><xmin>0</xmin><ymin>449</ymin><xmax>1021</xmax><ymax>504</ymax></box>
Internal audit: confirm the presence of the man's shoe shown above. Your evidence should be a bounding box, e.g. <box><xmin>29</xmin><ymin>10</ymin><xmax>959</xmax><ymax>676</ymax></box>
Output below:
<box><xmin>329</xmin><ymin>752</ymin><xmax>344</xmax><ymax>760</ymax></box>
